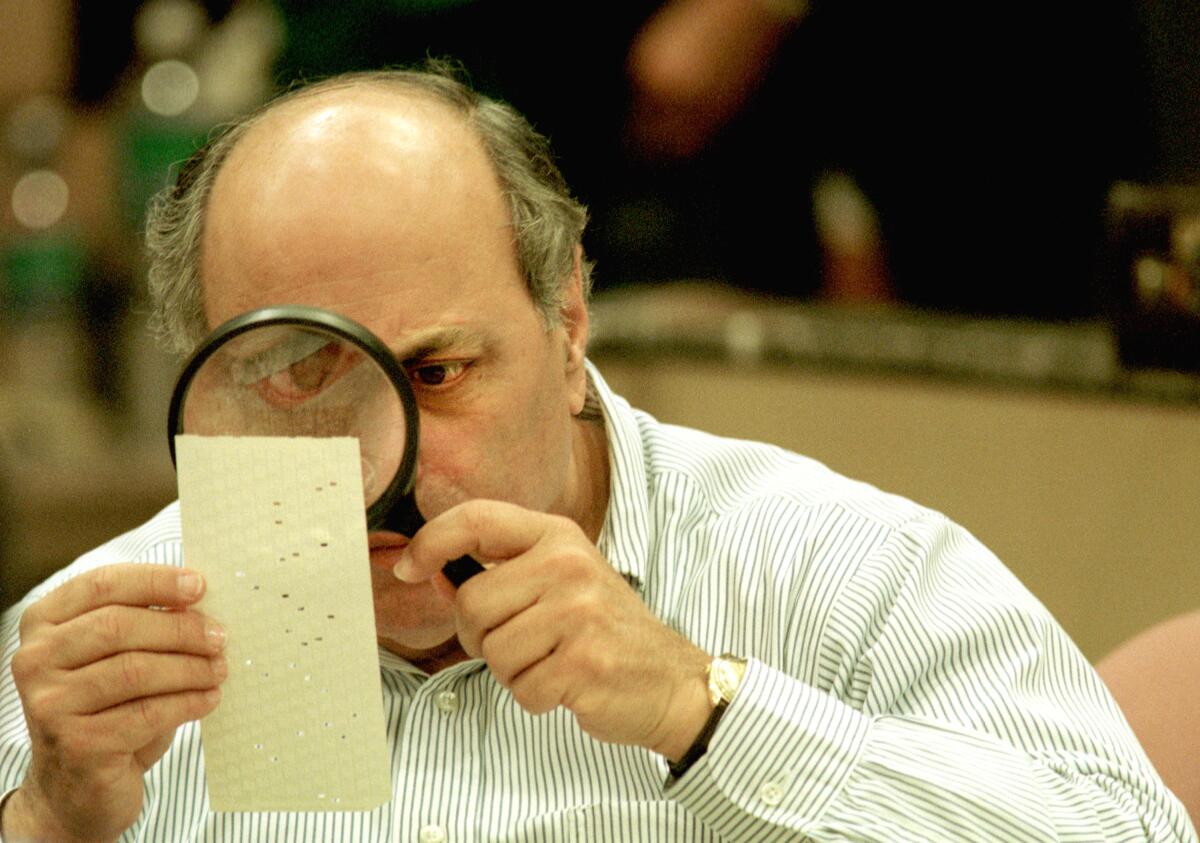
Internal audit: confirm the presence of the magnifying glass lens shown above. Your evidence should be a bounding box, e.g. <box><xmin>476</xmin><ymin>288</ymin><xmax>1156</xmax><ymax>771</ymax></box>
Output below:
<box><xmin>179</xmin><ymin>324</ymin><xmax>406</xmax><ymax>507</ymax></box>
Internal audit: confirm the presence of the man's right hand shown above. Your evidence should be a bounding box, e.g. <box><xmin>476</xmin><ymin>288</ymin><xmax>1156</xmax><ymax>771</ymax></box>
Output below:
<box><xmin>2</xmin><ymin>564</ymin><xmax>227</xmax><ymax>843</ymax></box>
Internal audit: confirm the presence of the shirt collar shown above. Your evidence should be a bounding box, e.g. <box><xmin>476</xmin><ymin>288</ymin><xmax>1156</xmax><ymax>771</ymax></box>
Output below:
<box><xmin>586</xmin><ymin>360</ymin><xmax>649</xmax><ymax>592</ymax></box>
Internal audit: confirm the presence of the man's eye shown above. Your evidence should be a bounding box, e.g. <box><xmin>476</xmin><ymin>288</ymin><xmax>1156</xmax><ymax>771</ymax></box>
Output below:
<box><xmin>409</xmin><ymin>361</ymin><xmax>466</xmax><ymax>387</ymax></box>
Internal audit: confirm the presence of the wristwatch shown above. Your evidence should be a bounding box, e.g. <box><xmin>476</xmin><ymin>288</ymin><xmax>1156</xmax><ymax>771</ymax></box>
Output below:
<box><xmin>667</xmin><ymin>654</ymin><xmax>748</xmax><ymax>783</ymax></box>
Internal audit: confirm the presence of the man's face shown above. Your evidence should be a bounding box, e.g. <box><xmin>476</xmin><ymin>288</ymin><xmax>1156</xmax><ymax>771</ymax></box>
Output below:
<box><xmin>199</xmin><ymin>88</ymin><xmax>591</xmax><ymax>661</ymax></box>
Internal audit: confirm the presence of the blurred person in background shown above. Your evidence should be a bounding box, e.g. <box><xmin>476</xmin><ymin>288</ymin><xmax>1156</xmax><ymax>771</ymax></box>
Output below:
<box><xmin>64</xmin><ymin>0</ymin><xmax>1171</xmax><ymax>319</ymax></box>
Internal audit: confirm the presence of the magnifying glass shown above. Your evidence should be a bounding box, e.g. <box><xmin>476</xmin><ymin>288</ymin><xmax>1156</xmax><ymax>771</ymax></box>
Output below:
<box><xmin>167</xmin><ymin>305</ymin><xmax>484</xmax><ymax>587</ymax></box>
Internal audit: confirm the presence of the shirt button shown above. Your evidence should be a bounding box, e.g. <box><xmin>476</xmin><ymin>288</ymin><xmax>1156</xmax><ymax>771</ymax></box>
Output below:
<box><xmin>759</xmin><ymin>781</ymin><xmax>785</xmax><ymax>806</ymax></box>
<box><xmin>434</xmin><ymin>690</ymin><xmax>459</xmax><ymax>714</ymax></box>
<box><xmin>418</xmin><ymin>824</ymin><xmax>447</xmax><ymax>843</ymax></box>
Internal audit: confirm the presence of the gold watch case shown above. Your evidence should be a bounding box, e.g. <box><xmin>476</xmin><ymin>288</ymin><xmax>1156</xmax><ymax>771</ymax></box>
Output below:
<box><xmin>707</xmin><ymin>654</ymin><xmax>748</xmax><ymax>707</ymax></box>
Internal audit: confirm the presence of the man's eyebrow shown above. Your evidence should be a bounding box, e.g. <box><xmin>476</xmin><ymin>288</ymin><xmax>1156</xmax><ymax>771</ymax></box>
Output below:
<box><xmin>391</xmin><ymin>326</ymin><xmax>482</xmax><ymax>363</ymax></box>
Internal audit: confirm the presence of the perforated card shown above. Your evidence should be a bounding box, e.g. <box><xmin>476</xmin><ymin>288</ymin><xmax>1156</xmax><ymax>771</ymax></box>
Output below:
<box><xmin>177</xmin><ymin>435</ymin><xmax>391</xmax><ymax>812</ymax></box>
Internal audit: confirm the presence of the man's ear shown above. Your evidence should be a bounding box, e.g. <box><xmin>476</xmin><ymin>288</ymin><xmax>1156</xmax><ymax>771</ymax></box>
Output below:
<box><xmin>560</xmin><ymin>245</ymin><xmax>590</xmax><ymax>415</ymax></box>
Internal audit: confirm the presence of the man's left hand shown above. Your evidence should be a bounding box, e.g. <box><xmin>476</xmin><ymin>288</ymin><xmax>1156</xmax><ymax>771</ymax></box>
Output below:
<box><xmin>394</xmin><ymin>499</ymin><xmax>713</xmax><ymax>761</ymax></box>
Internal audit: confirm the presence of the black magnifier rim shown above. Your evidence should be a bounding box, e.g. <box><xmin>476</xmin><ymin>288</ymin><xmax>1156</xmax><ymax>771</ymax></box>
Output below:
<box><xmin>167</xmin><ymin>305</ymin><xmax>420</xmax><ymax>530</ymax></box>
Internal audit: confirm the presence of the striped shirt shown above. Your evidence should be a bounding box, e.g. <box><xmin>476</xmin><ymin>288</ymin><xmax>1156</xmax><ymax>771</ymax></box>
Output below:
<box><xmin>0</xmin><ymin>363</ymin><xmax>1194</xmax><ymax>842</ymax></box>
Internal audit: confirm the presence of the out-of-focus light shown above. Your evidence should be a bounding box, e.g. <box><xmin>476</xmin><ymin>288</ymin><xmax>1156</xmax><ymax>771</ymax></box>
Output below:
<box><xmin>4</xmin><ymin>95</ymin><xmax>68</xmax><ymax>162</ymax></box>
<box><xmin>135</xmin><ymin>0</ymin><xmax>206</xmax><ymax>59</ymax></box>
<box><xmin>141</xmin><ymin>60</ymin><xmax>200</xmax><ymax>117</ymax></box>
<box><xmin>12</xmin><ymin>169</ymin><xmax>69</xmax><ymax>230</ymax></box>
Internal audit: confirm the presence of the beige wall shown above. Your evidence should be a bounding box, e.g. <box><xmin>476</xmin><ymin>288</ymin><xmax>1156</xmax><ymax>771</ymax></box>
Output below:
<box><xmin>594</xmin><ymin>356</ymin><xmax>1200</xmax><ymax>662</ymax></box>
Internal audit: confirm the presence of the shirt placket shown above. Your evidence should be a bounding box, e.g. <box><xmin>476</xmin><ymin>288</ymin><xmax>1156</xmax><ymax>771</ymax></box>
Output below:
<box><xmin>391</xmin><ymin>664</ymin><xmax>485</xmax><ymax>843</ymax></box>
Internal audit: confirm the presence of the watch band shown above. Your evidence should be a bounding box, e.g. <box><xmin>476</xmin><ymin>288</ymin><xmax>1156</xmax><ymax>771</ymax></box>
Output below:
<box><xmin>666</xmin><ymin>697</ymin><xmax>728</xmax><ymax>783</ymax></box>
<box><xmin>666</xmin><ymin>654</ymin><xmax>746</xmax><ymax>783</ymax></box>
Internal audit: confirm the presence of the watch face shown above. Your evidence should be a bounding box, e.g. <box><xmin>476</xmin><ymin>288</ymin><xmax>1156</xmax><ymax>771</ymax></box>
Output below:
<box><xmin>710</xmin><ymin>658</ymin><xmax>744</xmax><ymax>702</ymax></box>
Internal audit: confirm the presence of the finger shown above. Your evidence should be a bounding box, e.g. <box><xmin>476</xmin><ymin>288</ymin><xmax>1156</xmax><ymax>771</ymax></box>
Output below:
<box><xmin>72</xmin><ymin>652</ymin><xmax>227</xmax><ymax>715</ymax></box>
<box><xmin>89</xmin><ymin>687</ymin><xmax>222</xmax><ymax>755</ymax></box>
<box><xmin>452</xmin><ymin>551</ymin><xmax>551</xmax><ymax>647</ymax></box>
<box><xmin>35</xmin><ymin>564</ymin><xmax>205</xmax><ymax>625</ymax></box>
<box><xmin>507</xmin><ymin>654</ymin><xmax>570</xmax><ymax>716</ymax></box>
<box><xmin>49</xmin><ymin>606</ymin><xmax>226</xmax><ymax>670</ymax></box>
<box><xmin>395</xmin><ymin>500</ymin><xmax>566</xmax><ymax>582</ymax></box>
<box><xmin>475</xmin><ymin>604</ymin><xmax>560</xmax><ymax>685</ymax></box>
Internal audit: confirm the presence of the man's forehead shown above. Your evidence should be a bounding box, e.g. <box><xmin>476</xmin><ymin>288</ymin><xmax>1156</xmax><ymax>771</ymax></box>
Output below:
<box><xmin>231</xmin><ymin>84</ymin><xmax>471</xmax><ymax>166</ymax></box>
<box><xmin>198</xmin><ymin>82</ymin><xmax>527</xmax><ymax>337</ymax></box>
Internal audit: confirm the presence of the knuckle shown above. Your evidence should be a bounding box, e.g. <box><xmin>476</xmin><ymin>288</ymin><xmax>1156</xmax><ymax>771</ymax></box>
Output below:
<box><xmin>134</xmin><ymin>696</ymin><xmax>165</xmax><ymax>733</ymax></box>
<box><xmin>513</xmin><ymin>684</ymin><xmax>553</xmax><ymax>716</ymax></box>
<box><xmin>455</xmin><ymin>581</ymin><xmax>482</xmax><ymax>616</ymax></box>
<box><xmin>94</xmin><ymin>606</ymin><xmax>128</xmax><ymax>649</ymax></box>
<box><xmin>87</xmin><ymin>566</ymin><xmax>120</xmax><ymax>605</ymax></box>
<box><xmin>9</xmin><ymin>647</ymin><xmax>37</xmax><ymax>684</ymax></box>
<box><xmin>173</xmin><ymin>610</ymin><xmax>196</xmax><ymax>648</ymax></box>
<box><xmin>478</xmin><ymin>639</ymin><xmax>509</xmax><ymax>680</ymax></box>
<box><xmin>459</xmin><ymin>500</ymin><xmax>486</xmax><ymax>534</ymax></box>
<box><xmin>118</xmin><ymin>652</ymin><xmax>144</xmax><ymax>691</ymax></box>
<box><xmin>17</xmin><ymin>603</ymin><xmax>42</xmax><ymax>638</ymax></box>
<box><xmin>25</xmin><ymin>686</ymin><xmax>68</xmax><ymax>725</ymax></box>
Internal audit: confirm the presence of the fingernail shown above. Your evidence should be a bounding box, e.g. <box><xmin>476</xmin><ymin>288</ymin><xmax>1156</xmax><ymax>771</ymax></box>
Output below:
<box><xmin>205</xmin><ymin>621</ymin><xmax>227</xmax><ymax>651</ymax></box>
<box><xmin>205</xmin><ymin>687</ymin><xmax>222</xmax><ymax>705</ymax></box>
<box><xmin>178</xmin><ymin>572</ymin><xmax>203</xmax><ymax>599</ymax></box>
<box><xmin>392</xmin><ymin>546</ymin><xmax>414</xmax><ymax>582</ymax></box>
<box><xmin>211</xmin><ymin>656</ymin><xmax>228</xmax><ymax>680</ymax></box>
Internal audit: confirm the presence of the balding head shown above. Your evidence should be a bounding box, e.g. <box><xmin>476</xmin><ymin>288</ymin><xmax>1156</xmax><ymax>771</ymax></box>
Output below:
<box><xmin>146</xmin><ymin>65</ymin><xmax>591</xmax><ymax>354</ymax></box>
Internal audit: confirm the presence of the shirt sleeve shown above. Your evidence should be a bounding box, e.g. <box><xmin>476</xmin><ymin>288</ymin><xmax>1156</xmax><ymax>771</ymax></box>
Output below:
<box><xmin>667</xmin><ymin>511</ymin><xmax>1197</xmax><ymax>842</ymax></box>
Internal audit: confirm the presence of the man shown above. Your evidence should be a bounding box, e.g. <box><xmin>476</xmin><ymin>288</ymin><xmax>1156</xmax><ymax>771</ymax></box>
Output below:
<box><xmin>0</xmin><ymin>66</ymin><xmax>1193</xmax><ymax>842</ymax></box>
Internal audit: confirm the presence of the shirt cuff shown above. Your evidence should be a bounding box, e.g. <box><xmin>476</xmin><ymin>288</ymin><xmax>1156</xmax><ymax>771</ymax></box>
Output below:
<box><xmin>668</xmin><ymin>658</ymin><xmax>872</xmax><ymax>840</ymax></box>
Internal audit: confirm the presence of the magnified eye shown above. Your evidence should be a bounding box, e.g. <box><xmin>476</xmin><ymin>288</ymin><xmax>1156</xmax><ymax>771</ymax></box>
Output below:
<box><xmin>254</xmin><ymin>342</ymin><xmax>361</xmax><ymax>407</ymax></box>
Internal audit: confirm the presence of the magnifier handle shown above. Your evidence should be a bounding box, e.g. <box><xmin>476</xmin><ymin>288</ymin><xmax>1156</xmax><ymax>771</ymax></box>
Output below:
<box><xmin>381</xmin><ymin>499</ymin><xmax>484</xmax><ymax>586</ymax></box>
<box><xmin>442</xmin><ymin>555</ymin><xmax>484</xmax><ymax>586</ymax></box>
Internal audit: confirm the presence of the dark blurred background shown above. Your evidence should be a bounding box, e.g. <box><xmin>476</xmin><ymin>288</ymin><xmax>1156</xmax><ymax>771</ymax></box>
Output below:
<box><xmin>1</xmin><ymin>0</ymin><xmax>1198</xmax><ymax>636</ymax></box>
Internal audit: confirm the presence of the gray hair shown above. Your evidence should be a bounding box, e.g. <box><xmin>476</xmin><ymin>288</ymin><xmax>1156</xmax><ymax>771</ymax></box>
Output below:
<box><xmin>145</xmin><ymin>61</ymin><xmax>592</xmax><ymax>355</ymax></box>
